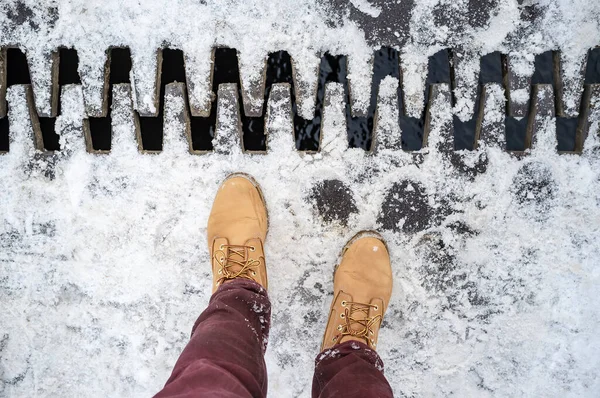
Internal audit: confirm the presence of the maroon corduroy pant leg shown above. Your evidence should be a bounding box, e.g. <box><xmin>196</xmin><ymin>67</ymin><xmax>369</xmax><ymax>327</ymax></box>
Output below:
<box><xmin>312</xmin><ymin>341</ymin><xmax>394</xmax><ymax>398</ymax></box>
<box><xmin>155</xmin><ymin>278</ymin><xmax>392</xmax><ymax>397</ymax></box>
<box><xmin>154</xmin><ymin>279</ymin><xmax>271</xmax><ymax>398</ymax></box>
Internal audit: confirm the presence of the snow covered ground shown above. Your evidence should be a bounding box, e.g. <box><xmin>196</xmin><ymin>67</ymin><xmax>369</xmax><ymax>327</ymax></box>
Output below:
<box><xmin>1</xmin><ymin>0</ymin><xmax>600</xmax><ymax>397</ymax></box>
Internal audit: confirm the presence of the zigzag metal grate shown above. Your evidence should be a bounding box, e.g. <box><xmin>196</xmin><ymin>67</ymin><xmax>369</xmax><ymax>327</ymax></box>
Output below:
<box><xmin>0</xmin><ymin>46</ymin><xmax>599</xmax><ymax>155</ymax></box>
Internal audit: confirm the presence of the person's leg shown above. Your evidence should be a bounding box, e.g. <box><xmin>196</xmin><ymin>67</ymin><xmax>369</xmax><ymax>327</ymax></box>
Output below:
<box><xmin>155</xmin><ymin>279</ymin><xmax>270</xmax><ymax>398</ymax></box>
<box><xmin>312</xmin><ymin>341</ymin><xmax>393</xmax><ymax>398</ymax></box>
<box><xmin>155</xmin><ymin>173</ymin><xmax>270</xmax><ymax>398</ymax></box>
<box><xmin>312</xmin><ymin>231</ymin><xmax>394</xmax><ymax>398</ymax></box>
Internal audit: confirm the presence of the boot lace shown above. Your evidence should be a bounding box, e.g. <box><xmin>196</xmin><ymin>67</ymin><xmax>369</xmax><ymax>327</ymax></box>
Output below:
<box><xmin>336</xmin><ymin>301</ymin><xmax>382</xmax><ymax>348</ymax></box>
<box><xmin>214</xmin><ymin>244</ymin><xmax>261</xmax><ymax>285</ymax></box>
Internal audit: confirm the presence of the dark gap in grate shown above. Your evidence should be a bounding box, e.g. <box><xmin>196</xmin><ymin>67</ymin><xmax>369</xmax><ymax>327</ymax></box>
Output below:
<box><xmin>39</xmin><ymin>117</ymin><xmax>59</xmax><ymax>150</ymax></box>
<box><xmin>556</xmin><ymin>117</ymin><xmax>577</xmax><ymax>151</ymax></box>
<box><xmin>584</xmin><ymin>47</ymin><xmax>600</xmax><ymax>84</ymax></box>
<box><xmin>453</xmin><ymin>51</ymin><xmax>504</xmax><ymax>150</ymax></box>
<box><xmin>161</xmin><ymin>48</ymin><xmax>187</xmax><ymax>87</ymax></box>
<box><xmin>480</xmin><ymin>51</ymin><xmax>504</xmax><ymax>84</ymax></box>
<box><xmin>531</xmin><ymin>51</ymin><xmax>554</xmax><ymax>84</ymax></box>
<box><xmin>427</xmin><ymin>49</ymin><xmax>452</xmax><ymax>88</ymax></box>
<box><xmin>505</xmin><ymin>116</ymin><xmax>528</xmax><ymax>151</ymax></box>
<box><xmin>87</xmin><ymin>116</ymin><xmax>111</xmax><ymax>151</ymax></box>
<box><xmin>58</xmin><ymin>48</ymin><xmax>81</xmax><ymax>85</ymax></box>
<box><xmin>109</xmin><ymin>48</ymin><xmax>132</xmax><ymax>84</ymax></box>
<box><xmin>88</xmin><ymin>48</ymin><xmax>132</xmax><ymax>151</ymax></box>
<box><xmin>0</xmin><ymin>117</ymin><xmax>8</xmax><ymax>151</ymax></box>
<box><xmin>6</xmin><ymin>48</ymin><xmax>31</xmax><ymax>85</ymax></box>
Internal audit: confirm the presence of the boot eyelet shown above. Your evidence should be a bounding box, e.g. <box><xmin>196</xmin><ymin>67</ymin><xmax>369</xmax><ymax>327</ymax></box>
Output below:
<box><xmin>340</xmin><ymin>313</ymin><xmax>345</xmax><ymax>319</ymax></box>
<box><xmin>250</xmin><ymin>246</ymin><xmax>256</xmax><ymax>252</ymax></box>
<box><xmin>341</xmin><ymin>300</ymin><xmax>346</xmax><ymax>306</ymax></box>
<box><xmin>252</xmin><ymin>271</ymin><xmax>257</xmax><ymax>276</ymax></box>
<box><xmin>374</xmin><ymin>305</ymin><xmax>379</xmax><ymax>311</ymax></box>
<box><xmin>337</xmin><ymin>325</ymin><xmax>343</xmax><ymax>331</ymax></box>
<box><xmin>220</xmin><ymin>257</ymin><xmax>225</xmax><ymax>262</ymax></box>
<box><xmin>220</xmin><ymin>244</ymin><xmax>225</xmax><ymax>250</ymax></box>
<box><xmin>218</xmin><ymin>270</ymin><xmax>222</xmax><ymax>275</ymax></box>
<box><xmin>332</xmin><ymin>337</ymin><xmax>336</xmax><ymax>342</ymax></box>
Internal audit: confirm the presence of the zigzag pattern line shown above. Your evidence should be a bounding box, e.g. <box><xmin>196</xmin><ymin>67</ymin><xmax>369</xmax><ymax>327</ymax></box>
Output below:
<box><xmin>0</xmin><ymin>46</ymin><xmax>599</xmax><ymax>155</ymax></box>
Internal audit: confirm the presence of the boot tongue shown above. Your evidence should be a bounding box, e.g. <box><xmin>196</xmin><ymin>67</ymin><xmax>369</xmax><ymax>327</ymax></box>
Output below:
<box><xmin>225</xmin><ymin>245</ymin><xmax>249</xmax><ymax>275</ymax></box>
<box><xmin>339</xmin><ymin>334</ymin><xmax>370</xmax><ymax>346</ymax></box>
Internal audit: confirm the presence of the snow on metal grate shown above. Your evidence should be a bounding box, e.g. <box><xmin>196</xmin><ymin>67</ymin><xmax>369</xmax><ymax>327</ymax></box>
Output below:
<box><xmin>1</xmin><ymin>46</ymin><xmax>599</xmax><ymax>156</ymax></box>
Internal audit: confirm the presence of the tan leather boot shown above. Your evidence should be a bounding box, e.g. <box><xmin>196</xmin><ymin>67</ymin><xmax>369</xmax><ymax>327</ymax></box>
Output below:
<box><xmin>321</xmin><ymin>231</ymin><xmax>393</xmax><ymax>351</ymax></box>
<box><xmin>207</xmin><ymin>173</ymin><xmax>268</xmax><ymax>293</ymax></box>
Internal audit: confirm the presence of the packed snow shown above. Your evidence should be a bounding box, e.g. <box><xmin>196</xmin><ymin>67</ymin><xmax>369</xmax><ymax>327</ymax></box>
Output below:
<box><xmin>1</xmin><ymin>0</ymin><xmax>600</xmax><ymax>397</ymax></box>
